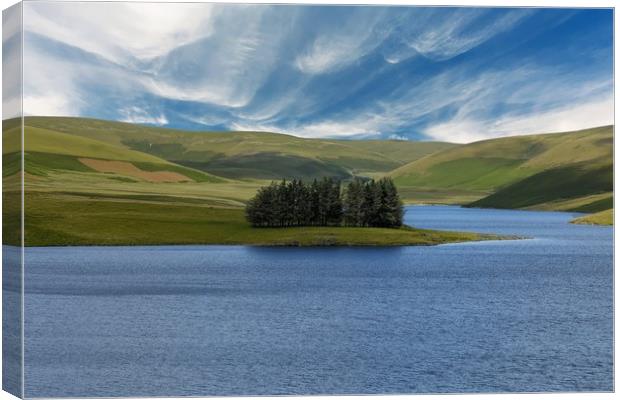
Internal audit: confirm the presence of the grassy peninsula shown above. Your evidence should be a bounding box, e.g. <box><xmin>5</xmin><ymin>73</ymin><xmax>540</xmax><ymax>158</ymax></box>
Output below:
<box><xmin>8</xmin><ymin>191</ymin><xmax>496</xmax><ymax>247</ymax></box>
<box><xmin>571</xmin><ymin>209</ymin><xmax>613</xmax><ymax>226</ymax></box>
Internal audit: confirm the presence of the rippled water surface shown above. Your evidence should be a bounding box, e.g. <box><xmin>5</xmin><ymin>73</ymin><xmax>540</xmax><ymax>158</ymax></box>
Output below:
<box><xmin>22</xmin><ymin>206</ymin><xmax>613</xmax><ymax>396</ymax></box>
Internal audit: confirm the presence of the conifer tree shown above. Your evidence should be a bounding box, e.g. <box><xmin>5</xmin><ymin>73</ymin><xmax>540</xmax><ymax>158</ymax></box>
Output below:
<box><xmin>362</xmin><ymin>180</ymin><xmax>382</xmax><ymax>226</ymax></box>
<box><xmin>246</xmin><ymin>176</ymin><xmax>403</xmax><ymax>228</ymax></box>
<box><xmin>381</xmin><ymin>177</ymin><xmax>404</xmax><ymax>227</ymax></box>
<box><xmin>309</xmin><ymin>179</ymin><xmax>320</xmax><ymax>226</ymax></box>
<box><xmin>343</xmin><ymin>178</ymin><xmax>363</xmax><ymax>226</ymax></box>
<box><xmin>326</xmin><ymin>178</ymin><xmax>343</xmax><ymax>225</ymax></box>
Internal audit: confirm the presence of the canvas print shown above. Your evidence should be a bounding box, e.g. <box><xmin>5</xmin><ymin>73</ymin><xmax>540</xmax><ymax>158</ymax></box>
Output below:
<box><xmin>2</xmin><ymin>2</ymin><xmax>614</xmax><ymax>398</ymax></box>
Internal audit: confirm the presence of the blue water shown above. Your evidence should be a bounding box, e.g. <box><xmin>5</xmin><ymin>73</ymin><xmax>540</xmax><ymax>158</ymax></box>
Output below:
<box><xmin>22</xmin><ymin>206</ymin><xmax>613</xmax><ymax>397</ymax></box>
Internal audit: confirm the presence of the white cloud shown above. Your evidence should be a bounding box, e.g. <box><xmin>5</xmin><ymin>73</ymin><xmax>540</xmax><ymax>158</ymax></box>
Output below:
<box><xmin>119</xmin><ymin>107</ymin><xmax>168</xmax><ymax>126</ymax></box>
<box><xmin>381</xmin><ymin>8</ymin><xmax>531</xmax><ymax>64</ymax></box>
<box><xmin>231</xmin><ymin>60</ymin><xmax>614</xmax><ymax>143</ymax></box>
<box><xmin>424</xmin><ymin>95</ymin><xmax>614</xmax><ymax>143</ymax></box>
<box><xmin>293</xmin><ymin>8</ymin><xmax>529</xmax><ymax>74</ymax></box>
<box><xmin>291</xmin><ymin>120</ymin><xmax>380</xmax><ymax>138</ymax></box>
<box><xmin>493</xmin><ymin>96</ymin><xmax>613</xmax><ymax>136</ymax></box>
<box><xmin>294</xmin><ymin>10</ymin><xmax>390</xmax><ymax>74</ymax></box>
<box><xmin>22</xmin><ymin>3</ymin><xmax>294</xmax><ymax>116</ymax></box>
<box><xmin>22</xmin><ymin>50</ymin><xmax>82</xmax><ymax>117</ymax></box>
<box><xmin>23</xmin><ymin>94</ymin><xmax>75</xmax><ymax>117</ymax></box>
<box><xmin>16</xmin><ymin>4</ymin><xmax>612</xmax><ymax>144</ymax></box>
<box><xmin>3</xmin><ymin>4</ymin><xmax>22</xmax><ymax>119</ymax></box>
<box><xmin>141</xmin><ymin>6</ymin><xmax>293</xmax><ymax>108</ymax></box>
<box><xmin>23</xmin><ymin>2</ymin><xmax>215</xmax><ymax>63</ymax></box>
<box><xmin>3</xmin><ymin>96</ymin><xmax>21</xmax><ymax>119</ymax></box>
<box><xmin>354</xmin><ymin>60</ymin><xmax>613</xmax><ymax>143</ymax></box>
<box><xmin>388</xmin><ymin>134</ymin><xmax>409</xmax><ymax>141</ymax></box>
<box><xmin>296</xmin><ymin>34</ymin><xmax>377</xmax><ymax>75</ymax></box>
<box><xmin>141</xmin><ymin>78</ymin><xmax>246</xmax><ymax>108</ymax></box>
<box><xmin>22</xmin><ymin>38</ymin><xmax>138</xmax><ymax>117</ymax></box>
<box><xmin>408</xmin><ymin>9</ymin><xmax>531</xmax><ymax>61</ymax></box>
<box><xmin>180</xmin><ymin>114</ymin><xmax>228</xmax><ymax>128</ymax></box>
<box><xmin>231</xmin><ymin>114</ymin><xmax>388</xmax><ymax>139</ymax></box>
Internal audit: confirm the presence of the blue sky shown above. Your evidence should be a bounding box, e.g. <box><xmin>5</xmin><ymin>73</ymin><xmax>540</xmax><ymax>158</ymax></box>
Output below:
<box><xmin>17</xmin><ymin>3</ymin><xmax>613</xmax><ymax>142</ymax></box>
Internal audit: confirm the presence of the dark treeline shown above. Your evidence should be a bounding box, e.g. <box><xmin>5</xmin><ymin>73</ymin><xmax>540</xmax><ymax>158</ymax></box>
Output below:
<box><xmin>245</xmin><ymin>178</ymin><xmax>342</xmax><ymax>227</ymax></box>
<box><xmin>246</xmin><ymin>177</ymin><xmax>403</xmax><ymax>228</ymax></box>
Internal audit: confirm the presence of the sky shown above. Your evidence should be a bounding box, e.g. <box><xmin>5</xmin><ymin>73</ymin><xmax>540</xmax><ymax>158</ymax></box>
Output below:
<box><xmin>10</xmin><ymin>3</ymin><xmax>614</xmax><ymax>142</ymax></box>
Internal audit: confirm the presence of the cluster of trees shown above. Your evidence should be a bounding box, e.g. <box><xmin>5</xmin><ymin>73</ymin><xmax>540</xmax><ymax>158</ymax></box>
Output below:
<box><xmin>246</xmin><ymin>177</ymin><xmax>403</xmax><ymax>228</ymax></box>
<box><xmin>342</xmin><ymin>178</ymin><xmax>404</xmax><ymax>227</ymax></box>
<box><xmin>245</xmin><ymin>178</ymin><xmax>342</xmax><ymax>227</ymax></box>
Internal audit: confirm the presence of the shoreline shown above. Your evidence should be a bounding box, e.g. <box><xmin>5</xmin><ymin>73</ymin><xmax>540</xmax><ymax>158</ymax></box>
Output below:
<box><xmin>12</xmin><ymin>238</ymin><xmax>515</xmax><ymax>248</ymax></box>
<box><xmin>11</xmin><ymin>226</ymin><xmax>514</xmax><ymax>248</ymax></box>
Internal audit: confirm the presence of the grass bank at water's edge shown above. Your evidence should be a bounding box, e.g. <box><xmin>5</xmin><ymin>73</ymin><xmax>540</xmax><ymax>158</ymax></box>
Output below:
<box><xmin>10</xmin><ymin>191</ymin><xmax>507</xmax><ymax>247</ymax></box>
<box><xmin>570</xmin><ymin>209</ymin><xmax>613</xmax><ymax>226</ymax></box>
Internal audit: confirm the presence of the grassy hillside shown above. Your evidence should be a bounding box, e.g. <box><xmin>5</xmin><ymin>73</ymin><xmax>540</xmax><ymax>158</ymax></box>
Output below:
<box><xmin>468</xmin><ymin>163</ymin><xmax>612</xmax><ymax>210</ymax></box>
<box><xmin>524</xmin><ymin>193</ymin><xmax>613</xmax><ymax>213</ymax></box>
<box><xmin>9</xmin><ymin>126</ymin><xmax>165</xmax><ymax>163</ymax></box>
<box><xmin>3</xmin><ymin>119</ymin><xmax>22</xmax><ymax>246</ymax></box>
<box><xmin>571</xmin><ymin>209</ymin><xmax>613</xmax><ymax>226</ymax></box>
<box><xmin>23</xmin><ymin>117</ymin><xmax>454</xmax><ymax>180</ymax></box>
<box><xmin>390</xmin><ymin>125</ymin><xmax>613</xmax><ymax>209</ymax></box>
<box><xmin>6</xmin><ymin>123</ymin><xmax>225</xmax><ymax>183</ymax></box>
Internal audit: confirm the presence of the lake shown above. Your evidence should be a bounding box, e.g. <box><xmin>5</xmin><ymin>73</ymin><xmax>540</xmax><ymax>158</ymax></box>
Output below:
<box><xmin>20</xmin><ymin>206</ymin><xmax>613</xmax><ymax>396</ymax></box>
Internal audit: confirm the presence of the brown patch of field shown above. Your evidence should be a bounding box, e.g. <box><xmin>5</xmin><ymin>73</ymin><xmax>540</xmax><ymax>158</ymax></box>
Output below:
<box><xmin>78</xmin><ymin>158</ymin><xmax>193</xmax><ymax>183</ymax></box>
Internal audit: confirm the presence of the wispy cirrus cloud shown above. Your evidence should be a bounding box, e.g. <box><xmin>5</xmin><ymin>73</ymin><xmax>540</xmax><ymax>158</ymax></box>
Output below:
<box><xmin>294</xmin><ymin>9</ymin><xmax>391</xmax><ymax>74</ymax></box>
<box><xmin>380</xmin><ymin>8</ymin><xmax>534</xmax><ymax>64</ymax></box>
<box><xmin>424</xmin><ymin>96</ymin><xmax>613</xmax><ymax>143</ymax></box>
<box><xmin>23</xmin><ymin>2</ymin><xmax>216</xmax><ymax>63</ymax></box>
<box><xmin>418</xmin><ymin>66</ymin><xmax>613</xmax><ymax>142</ymax></box>
<box><xmin>3</xmin><ymin>4</ymin><xmax>23</xmax><ymax>119</ymax></box>
<box><xmin>141</xmin><ymin>13</ymin><xmax>287</xmax><ymax>108</ymax></box>
<box><xmin>405</xmin><ymin>8</ymin><xmax>532</xmax><ymax>62</ymax></box>
<box><xmin>21</xmin><ymin>4</ymin><xmax>613</xmax><ymax>143</ymax></box>
<box><xmin>119</xmin><ymin>106</ymin><xmax>168</xmax><ymax>126</ymax></box>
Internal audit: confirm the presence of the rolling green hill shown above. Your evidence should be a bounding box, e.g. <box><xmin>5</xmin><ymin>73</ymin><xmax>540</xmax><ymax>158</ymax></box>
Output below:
<box><xmin>4</xmin><ymin>123</ymin><xmax>225</xmax><ymax>183</ymax></box>
<box><xmin>8</xmin><ymin>126</ymin><xmax>167</xmax><ymax>163</ymax></box>
<box><xmin>468</xmin><ymin>163</ymin><xmax>612</xmax><ymax>210</ymax></box>
<box><xmin>22</xmin><ymin>116</ymin><xmax>454</xmax><ymax>180</ymax></box>
<box><xmin>390</xmin><ymin>125</ymin><xmax>613</xmax><ymax>212</ymax></box>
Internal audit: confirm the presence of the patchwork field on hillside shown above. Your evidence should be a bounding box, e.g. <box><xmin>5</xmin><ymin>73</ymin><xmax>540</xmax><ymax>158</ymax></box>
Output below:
<box><xmin>23</xmin><ymin>117</ymin><xmax>454</xmax><ymax>180</ymax></box>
